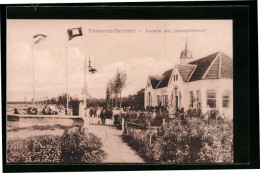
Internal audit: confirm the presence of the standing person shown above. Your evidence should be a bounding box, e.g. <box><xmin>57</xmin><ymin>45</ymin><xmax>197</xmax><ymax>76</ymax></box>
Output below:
<box><xmin>113</xmin><ymin>107</ymin><xmax>120</xmax><ymax>125</ymax></box>
<box><xmin>106</xmin><ymin>108</ymin><xmax>113</xmax><ymax>125</ymax></box>
<box><xmin>100</xmin><ymin>107</ymin><xmax>106</xmax><ymax>125</ymax></box>
<box><xmin>93</xmin><ymin>107</ymin><xmax>97</xmax><ymax>118</ymax></box>
<box><xmin>89</xmin><ymin>107</ymin><xmax>93</xmax><ymax>117</ymax></box>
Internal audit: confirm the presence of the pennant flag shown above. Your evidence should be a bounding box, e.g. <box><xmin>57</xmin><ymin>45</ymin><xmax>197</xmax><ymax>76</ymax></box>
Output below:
<box><xmin>67</xmin><ymin>27</ymin><xmax>83</xmax><ymax>41</ymax></box>
<box><xmin>33</xmin><ymin>34</ymin><xmax>47</xmax><ymax>44</ymax></box>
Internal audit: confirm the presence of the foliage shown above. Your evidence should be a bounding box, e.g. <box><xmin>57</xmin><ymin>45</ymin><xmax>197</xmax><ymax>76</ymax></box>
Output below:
<box><xmin>146</xmin><ymin>106</ymin><xmax>155</xmax><ymax>112</ymax></box>
<box><xmin>186</xmin><ymin>108</ymin><xmax>203</xmax><ymax>118</ymax></box>
<box><xmin>175</xmin><ymin>107</ymin><xmax>184</xmax><ymax>118</ymax></box>
<box><xmin>122</xmin><ymin>112</ymin><xmax>150</xmax><ymax>127</ymax></box>
<box><xmin>7</xmin><ymin>128</ymin><xmax>105</xmax><ymax>163</ymax></box>
<box><xmin>7</xmin><ymin>135</ymin><xmax>61</xmax><ymax>163</ymax></box>
<box><xmin>208</xmin><ymin>109</ymin><xmax>220</xmax><ymax>120</ymax></box>
<box><xmin>106</xmin><ymin>79</ymin><xmax>114</xmax><ymax>108</ymax></box>
<box><xmin>87</xmin><ymin>98</ymin><xmax>106</xmax><ymax>108</ymax></box>
<box><xmin>113</xmin><ymin>70</ymin><xmax>127</xmax><ymax>97</ymax></box>
<box><xmin>123</xmin><ymin>111</ymin><xmax>165</xmax><ymax>127</ymax></box>
<box><xmin>123</xmin><ymin>117</ymin><xmax>233</xmax><ymax>163</ymax></box>
<box><xmin>61</xmin><ymin>128</ymin><xmax>105</xmax><ymax>163</ymax></box>
<box><xmin>108</xmin><ymin>88</ymin><xmax>145</xmax><ymax>111</ymax></box>
<box><xmin>106</xmin><ymin>70</ymin><xmax>127</xmax><ymax>108</ymax></box>
<box><xmin>151</xmin><ymin>114</ymin><xmax>165</xmax><ymax>126</ymax></box>
<box><xmin>122</xmin><ymin>109</ymin><xmax>169</xmax><ymax>127</ymax></box>
<box><xmin>122</xmin><ymin>130</ymin><xmax>151</xmax><ymax>161</ymax></box>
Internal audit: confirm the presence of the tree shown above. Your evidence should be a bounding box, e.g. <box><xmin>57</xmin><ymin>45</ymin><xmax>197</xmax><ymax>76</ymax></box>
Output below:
<box><xmin>107</xmin><ymin>79</ymin><xmax>114</xmax><ymax>108</ymax></box>
<box><xmin>106</xmin><ymin>82</ymin><xmax>111</xmax><ymax>108</ymax></box>
<box><xmin>119</xmin><ymin>88</ymin><xmax>145</xmax><ymax>111</ymax></box>
<box><xmin>112</xmin><ymin>70</ymin><xmax>127</xmax><ymax>109</ymax></box>
<box><xmin>136</xmin><ymin>88</ymin><xmax>145</xmax><ymax>109</ymax></box>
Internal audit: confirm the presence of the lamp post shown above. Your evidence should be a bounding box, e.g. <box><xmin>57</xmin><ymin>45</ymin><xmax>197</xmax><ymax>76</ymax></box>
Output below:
<box><xmin>83</xmin><ymin>54</ymin><xmax>97</xmax><ymax>118</ymax></box>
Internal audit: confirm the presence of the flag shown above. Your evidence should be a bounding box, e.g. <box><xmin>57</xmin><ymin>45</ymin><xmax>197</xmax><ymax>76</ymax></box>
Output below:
<box><xmin>67</xmin><ymin>27</ymin><xmax>83</xmax><ymax>41</ymax></box>
<box><xmin>33</xmin><ymin>34</ymin><xmax>47</xmax><ymax>44</ymax></box>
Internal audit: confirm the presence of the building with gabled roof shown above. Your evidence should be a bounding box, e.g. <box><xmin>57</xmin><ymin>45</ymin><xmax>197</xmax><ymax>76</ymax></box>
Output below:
<box><xmin>145</xmin><ymin>42</ymin><xmax>233</xmax><ymax>119</ymax></box>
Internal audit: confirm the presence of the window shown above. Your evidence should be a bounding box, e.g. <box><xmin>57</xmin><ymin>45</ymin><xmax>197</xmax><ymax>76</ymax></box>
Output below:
<box><xmin>171</xmin><ymin>90</ymin><xmax>174</xmax><ymax>107</ymax></box>
<box><xmin>190</xmin><ymin>91</ymin><xmax>194</xmax><ymax>108</ymax></box>
<box><xmin>162</xmin><ymin>95</ymin><xmax>165</xmax><ymax>106</ymax></box>
<box><xmin>157</xmin><ymin>95</ymin><xmax>162</xmax><ymax>106</ymax></box>
<box><xmin>174</xmin><ymin>87</ymin><xmax>178</xmax><ymax>109</ymax></box>
<box><xmin>176</xmin><ymin>74</ymin><xmax>178</xmax><ymax>81</ymax></box>
<box><xmin>196</xmin><ymin>90</ymin><xmax>201</xmax><ymax>108</ymax></box>
<box><xmin>222</xmin><ymin>90</ymin><xmax>229</xmax><ymax>108</ymax></box>
<box><xmin>173</xmin><ymin>75</ymin><xmax>175</xmax><ymax>81</ymax></box>
<box><xmin>147</xmin><ymin>92</ymin><xmax>152</xmax><ymax>106</ymax></box>
<box><xmin>206</xmin><ymin>90</ymin><xmax>216</xmax><ymax>108</ymax></box>
<box><xmin>165</xmin><ymin>95</ymin><xmax>168</xmax><ymax>107</ymax></box>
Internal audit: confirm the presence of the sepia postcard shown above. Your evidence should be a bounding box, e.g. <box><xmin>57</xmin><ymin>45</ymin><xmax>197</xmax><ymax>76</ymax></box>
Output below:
<box><xmin>6</xmin><ymin>19</ymin><xmax>233</xmax><ymax>164</ymax></box>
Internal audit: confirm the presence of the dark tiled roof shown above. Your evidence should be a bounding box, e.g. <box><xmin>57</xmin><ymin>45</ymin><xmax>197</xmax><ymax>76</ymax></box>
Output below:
<box><xmin>205</xmin><ymin>56</ymin><xmax>220</xmax><ymax>79</ymax></box>
<box><xmin>188</xmin><ymin>52</ymin><xmax>233</xmax><ymax>82</ymax></box>
<box><xmin>156</xmin><ymin>69</ymin><xmax>173</xmax><ymax>88</ymax></box>
<box><xmin>149</xmin><ymin>76</ymin><xmax>162</xmax><ymax>89</ymax></box>
<box><xmin>188</xmin><ymin>52</ymin><xmax>219</xmax><ymax>82</ymax></box>
<box><xmin>147</xmin><ymin>52</ymin><xmax>232</xmax><ymax>89</ymax></box>
<box><xmin>177</xmin><ymin>65</ymin><xmax>196</xmax><ymax>82</ymax></box>
<box><xmin>220</xmin><ymin>53</ymin><xmax>233</xmax><ymax>78</ymax></box>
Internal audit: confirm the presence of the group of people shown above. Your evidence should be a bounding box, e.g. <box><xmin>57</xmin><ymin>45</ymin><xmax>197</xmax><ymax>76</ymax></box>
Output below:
<box><xmin>13</xmin><ymin>104</ymin><xmax>65</xmax><ymax>115</ymax></box>
<box><xmin>88</xmin><ymin>107</ymin><xmax>122</xmax><ymax>125</ymax></box>
<box><xmin>99</xmin><ymin>107</ymin><xmax>114</xmax><ymax>125</ymax></box>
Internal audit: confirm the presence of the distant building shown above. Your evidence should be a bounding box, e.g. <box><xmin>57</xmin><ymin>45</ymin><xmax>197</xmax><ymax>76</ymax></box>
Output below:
<box><xmin>144</xmin><ymin>41</ymin><xmax>233</xmax><ymax>119</ymax></box>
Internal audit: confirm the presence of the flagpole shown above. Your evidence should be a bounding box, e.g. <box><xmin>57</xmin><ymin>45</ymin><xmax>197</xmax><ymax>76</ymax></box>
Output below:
<box><xmin>32</xmin><ymin>38</ymin><xmax>35</xmax><ymax>107</ymax></box>
<box><xmin>66</xmin><ymin>31</ymin><xmax>69</xmax><ymax>115</ymax></box>
<box><xmin>83</xmin><ymin>55</ymin><xmax>87</xmax><ymax>117</ymax></box>
<box><xmin>66</xmin><ymin>27</ymin><xmax>83</xmax><ymax>116</ymax></box>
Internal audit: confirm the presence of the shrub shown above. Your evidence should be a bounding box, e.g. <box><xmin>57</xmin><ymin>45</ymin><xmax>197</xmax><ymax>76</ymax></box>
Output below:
<box><xmin>198</xmin><ymin>120</ymin><xmax>233</xmax><ymax>163</ymax></box>
<box><xmin>123</xmin><ymin>117</ymin><xmax>233</xmax><ymax>163</ymax></box>
<box><xmin>186</xmin><ymin>108</ymin><xmax>203</xmax><ymax>118</ymax></box>
<box><xmin>60</xmin><ymin>128</ymin><xmax>105</xmax><ymax>163</ymax></box>
<box><xmin>209</xmin><ymin>109</ymin><xmax>220</xmax><ymax>120</ymax></box>
<box><xmin>7</xmin><ymin>135</ymin><xmax>61</xmax><ymax>163</ymax></box>
<box><xmin>122</xmin><ymin>112</ymin><xmax>138</xmax><ymax>121</ymax></box>
<box><xmin>175</xmin><ymin>108</ymin><xmax>184</xmax><ymax>118</ymax></box>
<box><xmin>157</xmin><ymin>120</ymin><xmax>205</xmax><ymax>163</ymax></box>
<box><xmin>160</xmin><ymin>106</ymin><xmax>168</xmax><ymax>112</ymax></box>
<box><xmin>122</xmin><ymin>112</ymin><xmax>150</xmax><ymax>126</ymax></box>
<box><xmin>146</xmin><ymin>106</ymin><xmax>155</xmax><ymax>112</ymax></box>
<box><xmin>122</xmin><ymin>130</ymin><xmax>151</xmax><ymax>161</ymax></box>
<box><xmin>7</xmin><ymin>127</ymin><xmax>105</xmax><ymax>163</ymax></box>
<box><xmin>151</xmin><ymin>115</ymin><xmax>164</xmax><ymax>126</ymax></box>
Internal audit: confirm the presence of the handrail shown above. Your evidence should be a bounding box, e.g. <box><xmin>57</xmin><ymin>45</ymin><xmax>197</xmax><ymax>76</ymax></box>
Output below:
<box><xmin>124</xmin><ymin>121</ymin><xmax>147</xmax><ymax>129</ymax></box>
<box><xmin>124</xmin><ymin>120</ymin><xmax>163</xmax><ymax>130</ymax></box>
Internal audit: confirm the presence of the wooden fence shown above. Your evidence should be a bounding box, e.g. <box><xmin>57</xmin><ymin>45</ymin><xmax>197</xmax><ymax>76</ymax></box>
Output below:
<box><xmin>121</xmin><ymin>118</ymin><xmax>166</xmax><ymax>146</ymax></box>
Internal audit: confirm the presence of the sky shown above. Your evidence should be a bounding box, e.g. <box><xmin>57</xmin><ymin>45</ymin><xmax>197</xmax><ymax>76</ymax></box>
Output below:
<box><xmin>7</xmin><ymin>20</ymin><xmax>232</xmax><ymax>101</ymax></box>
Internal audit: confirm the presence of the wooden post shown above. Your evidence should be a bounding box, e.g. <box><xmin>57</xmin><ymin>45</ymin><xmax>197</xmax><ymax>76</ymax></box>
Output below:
<box><xmin>148</xmin><ymin>123</ymin><xmax>151</xmax><ymax>146</ymax></box>
<box><xmin>125</xmin><ymin>123</ymin><xmax>128</xmax><ymax>134</ymax></box>
<box><xmin>162</xmin><ymin>118</ymin><xmax>165</xmax><ymax>126</ymax></box>
<box><xmin>149</xmin><ymin>133</ymin><xmax>152</xmax><ymax>146</ymax></box>
<box><xmin>148</xmin><ymin>122</ymin><xmax>151</xmax><ymax>158</ymax></box>
<box><xmin>122</xmin><ymin>118</ymin><xmax>124</xmax><ymax>134</ymax></box>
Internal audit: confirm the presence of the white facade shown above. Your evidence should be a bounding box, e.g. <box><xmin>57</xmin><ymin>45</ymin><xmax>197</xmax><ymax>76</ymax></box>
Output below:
<box><xmin>145</xmin><ymin>48</ymin><xmax>233</xmax><ymax>119</ymax></box>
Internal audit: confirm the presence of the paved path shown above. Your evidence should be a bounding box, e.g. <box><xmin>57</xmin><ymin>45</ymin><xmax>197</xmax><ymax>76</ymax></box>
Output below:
<box><xmin>86</xmin><ymin>125</ymin><xmax>145</xmax><ymax>163</ymax></box>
